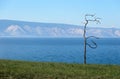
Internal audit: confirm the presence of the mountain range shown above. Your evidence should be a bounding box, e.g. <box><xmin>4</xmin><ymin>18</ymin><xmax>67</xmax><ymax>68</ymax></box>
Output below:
<box><xmin>0</xmin><ymin>20</ymin><xmax>120</xmax><ymax>38</ymax></box>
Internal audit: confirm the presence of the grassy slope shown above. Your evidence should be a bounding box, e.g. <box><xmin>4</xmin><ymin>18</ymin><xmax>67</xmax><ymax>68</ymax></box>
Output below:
<box><xmin>0</xmin><ymin>60</ymin><xmax>120</xmax><ymax>79</ymax></box>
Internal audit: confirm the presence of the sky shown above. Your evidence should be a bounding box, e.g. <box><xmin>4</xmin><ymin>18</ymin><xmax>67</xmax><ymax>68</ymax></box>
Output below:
<box><xmin>0</xmin><ymin>0</ymin><xmax>120</xmax><ymax>28</ymax></box>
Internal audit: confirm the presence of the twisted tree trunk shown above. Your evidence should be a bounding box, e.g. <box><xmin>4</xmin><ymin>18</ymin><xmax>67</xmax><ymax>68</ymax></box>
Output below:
<box><xmin>83</xmin><ymin>20</ymin><xmax>88</xmax><ymax>64</ymax></box>
<box><xmin>83</xmin><ymin>14</ymin><xmax>100</xmax><ymax>64</ymax></box>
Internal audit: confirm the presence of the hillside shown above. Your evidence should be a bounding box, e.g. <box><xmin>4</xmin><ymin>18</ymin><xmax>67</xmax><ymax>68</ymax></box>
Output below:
<box><xmin>0</xmin><ymin>59</ymin><xmax>120</xmax><ymax>79</ymax></box>
<box><xmin>0</xmin><ymin>20</ymin><xmax>120</xmax><ymax>37</ymax></box>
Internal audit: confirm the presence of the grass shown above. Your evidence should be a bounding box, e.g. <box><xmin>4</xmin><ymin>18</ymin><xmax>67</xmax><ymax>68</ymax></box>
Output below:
<box><xmin>0</xmin><ymin>59</ymin><xmax>120</xmax><ymax>79</ymax></box>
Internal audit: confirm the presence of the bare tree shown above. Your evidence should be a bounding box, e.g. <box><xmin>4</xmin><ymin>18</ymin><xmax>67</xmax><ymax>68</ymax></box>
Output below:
<box><xmin>83</xmin><ymin>14</ymin><xmax>100</xmax><ymax>64</ymax></box>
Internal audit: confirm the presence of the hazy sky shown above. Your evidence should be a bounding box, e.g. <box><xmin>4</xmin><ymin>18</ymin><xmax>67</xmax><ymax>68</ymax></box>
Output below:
<box><xmin>0</xmin><ymin>0</ymin><xmax>120</xmax><ymax>28</ymax></box>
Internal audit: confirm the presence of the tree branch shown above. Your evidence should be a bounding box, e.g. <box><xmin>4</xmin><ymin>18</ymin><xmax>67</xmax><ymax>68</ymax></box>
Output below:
<box><xmin>85</xmin><ymin>14</ymin><xmax>101</xmax><ymax>24</ymax></box>
<box><xmin>86</xmin><ymin>40</ymin><xmax>98</xmax><ymax>49</ymax></box>
<box><xmin>86</xmin><ymin>36</ymin><xmax>99</xmax><ymax>40</ymax></box>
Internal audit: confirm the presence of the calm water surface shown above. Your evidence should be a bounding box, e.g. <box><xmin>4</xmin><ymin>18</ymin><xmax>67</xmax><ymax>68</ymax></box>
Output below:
<box><xmin>0</xmin><ymin>37</ymin><xmax>120</xmax><ymax>65</ymax></box>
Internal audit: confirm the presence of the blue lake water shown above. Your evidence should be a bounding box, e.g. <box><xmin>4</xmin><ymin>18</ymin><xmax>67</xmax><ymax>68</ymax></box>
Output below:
<box><xmin>0</xmin><ymin>37</ymin><xmax>120</xmax><ymax>65</ymax></box>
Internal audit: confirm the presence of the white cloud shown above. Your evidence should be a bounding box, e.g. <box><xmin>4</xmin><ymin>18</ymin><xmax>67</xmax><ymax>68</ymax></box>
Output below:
<box><xmin>5</xmin><ymin>25</ymin><xmax>25</xmax><ymax>36</ymax></box>
<box><xmin>88</xmin><ymin>29</ymin><xmax>102</xmax><ymax>35</ymax></box>
<box><xmin>35</xmin><ymin>26</ymin><xmax>42</xmax><ymax>35</ymax></box>
<box><xmin>2</xmin><ymin>24</ymin><xmax>120</xmax><ymax>37</ymax></box>
<box><xmin>68</xmin><ymin>28</ymin><xmax>83</xmax><ymax>35</ymax></box>
<box><xmin>23</xmin><ymin>25</ymin><xmax>32</xmax><ymax>32</ymax></box>
<box><xmin>115</xmin><ymin>30</ymin><xmax>120</xmax><ymax>36</ymax></box>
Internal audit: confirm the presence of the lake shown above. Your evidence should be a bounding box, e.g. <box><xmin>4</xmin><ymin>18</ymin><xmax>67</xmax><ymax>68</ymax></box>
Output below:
<box><xmin>0</xmin><ymin>37</ymin><xmax>120</xmax><ymax>65</ymax></box>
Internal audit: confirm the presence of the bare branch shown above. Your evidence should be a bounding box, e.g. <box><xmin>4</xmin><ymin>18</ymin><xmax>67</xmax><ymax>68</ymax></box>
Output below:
<box><xmin>85</xmin><ymin>14</ymin><xmax>95</xmax><ymax>17</ymax></box>
<box><xmin>85</xmin><ymin>14</ymin><xmax>101</xmax><ymax>24</ymax></box>
<box><xmin>94</xmin><ymin>17</ymin><xmax>101</xmax><ymax>24</ymax></box>
<box><xmin>86</xmin><ymin>36</ymin><xmax>99</xmax><ymax>49</ymax></box>
<box><xmin>86</xmin><ymin>40</ymin><xmax>98</xmax><ymax>49</ymax></box>
<box><xmin>95</xmin><ymin>17</ymin><xmax>101</xmax><ymax>20</ymax></box>
<box><xmin>86</xmin><ymin>36</ymin><xmax>99</xmax><ymax>40</ymax></box>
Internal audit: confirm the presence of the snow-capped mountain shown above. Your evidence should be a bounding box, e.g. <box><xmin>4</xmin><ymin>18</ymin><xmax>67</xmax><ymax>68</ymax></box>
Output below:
<box><xmin>0</xmin><ymin>20</ymin><xmax>120</xmax><ymax>38</ymax></box>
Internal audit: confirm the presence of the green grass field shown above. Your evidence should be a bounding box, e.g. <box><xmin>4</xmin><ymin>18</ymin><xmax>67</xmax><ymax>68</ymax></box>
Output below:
<box><xmin>0</xmin><ymin>59</ymin><xmax>120</xmax><ymax>79</ymax></box>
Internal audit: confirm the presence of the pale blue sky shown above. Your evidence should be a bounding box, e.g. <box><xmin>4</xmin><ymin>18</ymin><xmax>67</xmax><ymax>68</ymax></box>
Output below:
<box><xmin>0</xmin><ymin>0</ymin><xmax>120</xmax><ymax>28</ymax></box>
